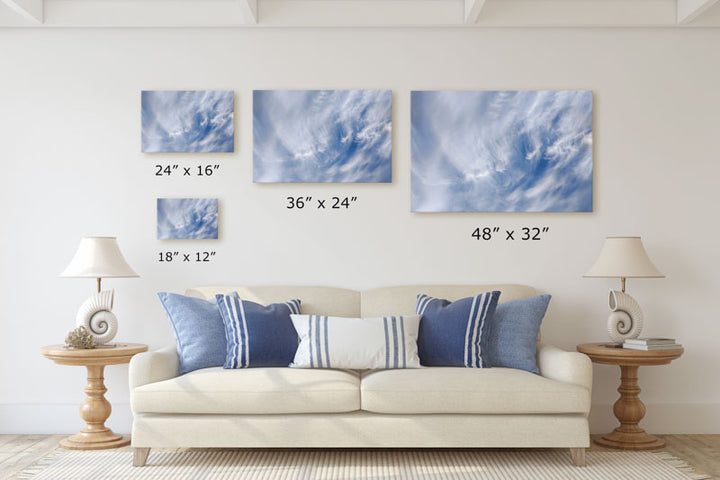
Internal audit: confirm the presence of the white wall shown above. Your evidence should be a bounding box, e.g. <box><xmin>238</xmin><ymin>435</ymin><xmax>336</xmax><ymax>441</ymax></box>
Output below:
<box><xmin>1</xmin><ymin>27</ymin><xmax>719</xmax><ymax>435</ymax></box>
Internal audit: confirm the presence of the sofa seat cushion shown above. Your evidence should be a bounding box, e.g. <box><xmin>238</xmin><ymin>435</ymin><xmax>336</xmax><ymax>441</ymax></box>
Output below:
<box><xmin>132</xmin><ymin>367</ymin><xmax>360</xmax><ymax>414</ymax></box>
<box><xmin>360</xmin><ymin>367</ymin><xmax>590</xmax><ymax>414</ymax></box>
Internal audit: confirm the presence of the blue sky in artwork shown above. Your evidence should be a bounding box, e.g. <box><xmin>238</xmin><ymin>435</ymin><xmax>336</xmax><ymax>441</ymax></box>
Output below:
<box><xmin>253</xmin><ymin>90</ymin><xmax>392</xmax><ymax>183</ymax></box>
<box><xmin>142</xmin><ymin>91</ymin><xmax>234</xmax><ymax>153</ymax></box>
<box><xmin>157</xmin><ymin>198</ymin><xmax>218</xmax><ymax>240</ymax></box>
<box><xmin>411</xmin><ymin>90</ymin><xmax>593</xmax><ymax>212</ymax></box>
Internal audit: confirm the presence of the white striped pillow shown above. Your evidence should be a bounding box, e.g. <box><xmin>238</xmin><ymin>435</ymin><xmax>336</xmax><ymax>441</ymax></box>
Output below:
<box><xmin>216</xmin><ymin>295</ymin><xmax>302</xmax><ymax>368</ymax></box>
<box><xmin>290</xmin><ymin>314</ymin><xmax>421</xmax><ymax>369</ymax></box>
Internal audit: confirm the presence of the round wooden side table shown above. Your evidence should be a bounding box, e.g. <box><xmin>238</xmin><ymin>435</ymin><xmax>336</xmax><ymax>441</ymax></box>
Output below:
<box><xmin>577</xmin><ymin>342</ymin><xmax>683</xmax><ymax>450</ymax></box>
<box><xmin>41</xmin><ymin>343</ymin><xmax>148</xmax><ymax>450</ymax></box>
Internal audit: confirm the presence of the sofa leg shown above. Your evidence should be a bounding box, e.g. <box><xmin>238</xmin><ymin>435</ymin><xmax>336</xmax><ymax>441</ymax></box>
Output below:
<box><xmin>569</xmin><ymin>448</ymin><xmax>586</xmax><ymax>466</ymax></box>
<box><xmin>133</xmin><ymin>447</ymin><xmax>150</xmax><ymax>467</ymax></box>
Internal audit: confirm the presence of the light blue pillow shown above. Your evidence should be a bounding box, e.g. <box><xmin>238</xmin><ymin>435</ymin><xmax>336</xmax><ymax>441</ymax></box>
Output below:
<box><xmin>416</xmin><ymin>291</ymin><xmax>501</xmax><ymax>367</ymax></box>
<box><xmin>216</xmin><ymin>295</ymin><xmax>301</xmax><ymax>368</ymax></box>
<box><xmin>157</xmin><ymin>292</ymin><xmax>227</xmax><ymax>375</ymax></box>
<box><xmin>486</xmin><ymin>295</ymin><xmax>551</xmax><ymax>374</ymax></box>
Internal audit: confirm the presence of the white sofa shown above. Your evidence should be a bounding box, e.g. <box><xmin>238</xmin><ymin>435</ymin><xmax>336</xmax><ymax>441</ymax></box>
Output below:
<box><xmin>129</xmin><ymin>285</ymin><xmax>592</xmax><ymax>467</ymax></box>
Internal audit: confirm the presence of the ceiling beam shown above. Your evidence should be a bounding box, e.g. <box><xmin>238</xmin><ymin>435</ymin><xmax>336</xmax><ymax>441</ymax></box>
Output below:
<box><xmin>237</xmin><ymin>0</ymin><xmax>257</xmax><ymax>24</ymax></box>
<box><xmin>251</xmin><ymin>0</ymin><xmax>461</xmax><ymax>26</ymax></box>
<box><xmin>1</xmin><ymin>0</ymin><xmax>717</xmax><ymax>28</ymax></box>
<box><xmin>21</xmin><ymin>0</ymin><xmax>262</xmax><ymax>27</ymax></box>
<box><xmin>476</xmin><ymin>0</ymin><xmax>675</xmax><ymax>26</ymax></box>
<box><xmin>677</xmin><ymin>0</ymin><xmax>720</xmax><ymax>23</ymax></box>
<box><xmin>1</xmin><ymin>0</ymin><xmax>43</xmax><ymax>24</ymax></box>
<box><xmin>464</xmin><ymin>0</ymin><xmax>487</xmax><ymax>24</ymax></box>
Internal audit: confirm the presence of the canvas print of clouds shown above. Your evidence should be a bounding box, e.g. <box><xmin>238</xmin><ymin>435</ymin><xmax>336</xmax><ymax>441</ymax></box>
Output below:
<box><xmin>157</xmin><ymin>198</ymin><xmax>218</xmax><ymax>240</ymax></box>
<box><xmin>142</xmin><ymin>90</ymin><xmax>234</xmax><ymax>153</ymax></box>
<box><xmin>253</xmin><ymin>90</ymin><xmax>392</xmax><ymax>183</ymax></box>
<box><xmin>411</xmin><ymin>90</ymin><xmax>593</xmax><ymax>212</ymax></box>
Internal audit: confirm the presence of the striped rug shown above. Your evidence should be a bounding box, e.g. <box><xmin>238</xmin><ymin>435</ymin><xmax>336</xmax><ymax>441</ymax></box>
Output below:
<box><xmin>12</xmin><ymin>449</ymin><xmax>710</xmax><ymax>480</ymax></box>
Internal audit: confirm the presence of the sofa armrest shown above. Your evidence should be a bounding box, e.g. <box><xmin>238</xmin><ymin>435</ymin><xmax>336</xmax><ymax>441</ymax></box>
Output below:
<box><xmin>129</xmin><ymin>345</ymin><xmax>179</xmax><ymax>390</ymax></box>
<box><xmin>536</xmin><ymin>343</ymin><xmax>593</xmax><ymax>392</ymax></box>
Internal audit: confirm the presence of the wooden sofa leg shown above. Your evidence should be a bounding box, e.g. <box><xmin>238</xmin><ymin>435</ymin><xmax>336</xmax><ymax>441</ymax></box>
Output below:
<box><xmin>133</xmin><ymin>447</ymin><xmax>150</xmax><ymax>467</ymax></box>
<box><xmin>570</xmin><ymin>448</ymin><xmax>586</xmax><ymax>466</ymax></box>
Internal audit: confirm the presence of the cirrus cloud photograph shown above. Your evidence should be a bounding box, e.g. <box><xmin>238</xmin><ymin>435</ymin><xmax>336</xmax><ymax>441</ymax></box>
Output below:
<box><xmin>157</xmin><ymin>198</ymin><xmax>218</xmax><ymax>240</ymax></box>
<box><xmin>411</xmin><ymin>90</ymin><xmax>593</xmax><ymax>212</ymax></box>
<box><xmin>142</xmin><ymin>90</ymin><xmax>234</xmax><ymax>153</ymax></box>
<box><xmin>253</xmin><ymin>89</ymin><xmax>392</xmax><ymax>183</ymax></box>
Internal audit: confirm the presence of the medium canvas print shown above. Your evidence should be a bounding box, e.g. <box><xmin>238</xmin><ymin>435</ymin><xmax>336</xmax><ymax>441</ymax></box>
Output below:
<box><xmin>157</xmin><ymin>198</ymin><xmax>218</xmax><ymax>240</ymax></box>
<box><xmin>253</xmin><ymin>90</ymin><xmax>392</xmax><ymax>183</ymax></box>
<box><xmin>411</xmin><ymin>90</ymin><xmax>593</xmax><ymax>212</ymax></box>
<box><xmin>142</xmin><ymin>90</ymin><xmax>234</xmax><ymax>153</ymax></box>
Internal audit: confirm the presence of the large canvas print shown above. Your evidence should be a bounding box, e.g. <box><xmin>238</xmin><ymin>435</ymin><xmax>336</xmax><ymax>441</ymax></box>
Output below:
<box><xmin>411</xmin><ymin>90</ymin><xmax>593</xmax><ymax>212</ymax></box>
<box><xmin>142</xmin><ymin>90</ymin><xmax>234</xmax><ymax>153</ymax></box>
<box><xmin>157</xmin><ymin>198</ymin><xmax>218</xmax><ymax>240</ymax></box>
<box><xmin>253</xmin><ymin>90</ymin><xmax>392</xmax><ymax>183</ymax></box>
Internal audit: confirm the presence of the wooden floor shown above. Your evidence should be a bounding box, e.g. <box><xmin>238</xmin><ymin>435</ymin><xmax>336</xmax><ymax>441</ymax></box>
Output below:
<box><xmin>589</xmin><ymin>435</ymin><xmax>720</xmax><ymax>479</ymax></box>
<box><xmin>0</xmin><ymin>434</ymin><xmax>718</xmax><ymax>479</ymax></box>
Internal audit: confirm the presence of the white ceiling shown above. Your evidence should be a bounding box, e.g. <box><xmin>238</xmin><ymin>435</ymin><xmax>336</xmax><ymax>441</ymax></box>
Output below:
<box><xmin>1</xmin><ymin>0</ymin><xmax>719</xmax><ymax>27</ymax></box>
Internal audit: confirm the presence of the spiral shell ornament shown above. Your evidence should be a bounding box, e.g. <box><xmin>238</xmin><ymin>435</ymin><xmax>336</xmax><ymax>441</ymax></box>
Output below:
<box><xmin>76</xmin><ymin>290</ymin><xmax>117</xmax><ymax>344</ymax></box>
<box><xmin>606</xmin><ymin>290</ymin><xmax>644</xmax><ymax>344</ymax></box>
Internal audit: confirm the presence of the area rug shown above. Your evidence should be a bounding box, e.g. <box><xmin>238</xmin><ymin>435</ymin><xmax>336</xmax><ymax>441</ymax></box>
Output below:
<box><xmin>12</xmin><ymin>449</ymin><xmax>710</xmax><ymax>480</ymax></box>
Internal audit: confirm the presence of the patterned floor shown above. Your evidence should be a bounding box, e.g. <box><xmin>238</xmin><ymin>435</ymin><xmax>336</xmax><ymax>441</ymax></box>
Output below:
<box><xmin>12</xmin><ymin>448</ymin><xmax>711</xmax><ymax>480</ymax></box>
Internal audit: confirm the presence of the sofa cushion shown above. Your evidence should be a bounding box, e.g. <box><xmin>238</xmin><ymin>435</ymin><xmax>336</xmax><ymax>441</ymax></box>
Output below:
<box><xmin>187</xmin><ymin>286</ymin><xmax>361</xmax><ymax>317</ymax></box>
<box><xmin>360</xmin><ymin>284</ymin><xmax>536</xmax><ymax>317</ymax></box>
<box><xmin>360</xmin><ymin>367</ymin><xmax>590</xmax><ymax>414</ymax></box>
<box><xmin>132</xmin><ymin>367</ymin><xmax>360</xmax><ymax>414</ymax></box>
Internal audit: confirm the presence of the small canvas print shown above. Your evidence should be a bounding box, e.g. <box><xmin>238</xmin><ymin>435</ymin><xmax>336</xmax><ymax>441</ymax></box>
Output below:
<box><xmin>253</xmin><ymin>90</ymin><xmax>392</xmax><ymax>183</ymax></box>
<box><xmin>411</xmin><ymin>90</ymin><xmax>593</xmax><ymax>212</ymax></box>
<box><xmin>142</xmin><ymin>90</ymin><xmax>234</xmax><ymax>153</ymax></box>
<box><xmin>157</xmin><ymin>198</ymin><xmax>218</xmax><ymax>240</ymax></box>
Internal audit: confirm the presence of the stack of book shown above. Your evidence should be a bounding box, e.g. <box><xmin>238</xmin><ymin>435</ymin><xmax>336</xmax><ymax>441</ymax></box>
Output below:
<box><xmin>623</xmin><ymin>338</ymin><xmax>682</xmax><ymax>350</ymax></box>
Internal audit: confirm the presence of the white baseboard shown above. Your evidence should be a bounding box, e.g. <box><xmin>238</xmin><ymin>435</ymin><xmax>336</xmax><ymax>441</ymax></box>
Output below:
<box><xmin>0</xmin><ymin>403</ymin><xmax>133</xmax><ymax>434</ymax></box>
<box><xmin>2</xmin><ymin>403</ymin><xmax>719</xmax><ymax>435</ymax></box>
<box><xmin>589</xmin><ymin>403</ymin><xmax>720</xmax><ymax>434</ymax></box>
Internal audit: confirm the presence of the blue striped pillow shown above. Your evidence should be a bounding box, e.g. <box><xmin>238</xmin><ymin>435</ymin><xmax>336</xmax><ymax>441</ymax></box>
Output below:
<box><xmin>416</xmin><ymin>291</ymin><xmax>501</xmax><ymax>367</ymax></box>
<box><xmin>289</xmin><ymin>314</ymin><xmax>421</xmax><ymax>369</ymax></box>
<box><xmin>216</xmin><ymin>295</ymin><xmax>301</xmax><ymax>368</ymax></box>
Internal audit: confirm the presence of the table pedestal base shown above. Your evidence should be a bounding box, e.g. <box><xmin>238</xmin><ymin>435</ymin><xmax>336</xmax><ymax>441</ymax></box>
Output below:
<box><xmin>576</xmin><ymin>343</ymin><xmax>684</xmax><ymax>452</ymax></box>
<box><xmin>59</xmin><ymin>364</ymin><xmax>130</xmax><ymax>450</ymax></box>
<box><xmin>40</xmin><ymin>342</ymin><xmax>148</xmax><ymax>451</ymax></box>
<box><xmin>593</xmin><ymin>364</ymin><xmax>665</xmax><ymax>450</ymax></box>
<box><xmin>60</xmin><ymin>433</ymin><xmax>130</xmax><ymax>450</ymax></box>
<box><xmin>595</xmin><ymin>429</ymin><xmax>665</xmax><ymax>450</ymax></box>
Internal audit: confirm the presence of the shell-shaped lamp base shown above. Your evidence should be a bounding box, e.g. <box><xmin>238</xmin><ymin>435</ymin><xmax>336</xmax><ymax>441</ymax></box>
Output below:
<box><xmin>76</xmin><ymin>290</ymin><xmax>118</xmax><ymax>344</ymax></box>
<box><xmin>606</xmin><ymin>290</ymin><xmax>644</xmax><ymax>344</ymax></box>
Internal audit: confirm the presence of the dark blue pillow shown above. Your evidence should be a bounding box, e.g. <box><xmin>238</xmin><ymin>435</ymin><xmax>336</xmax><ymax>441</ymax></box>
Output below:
<box><xmin>486</xmin><ymin>295</ymin><xmax>551</xmax><ymax>374</ymax></box>
<box><xmin>416</xmin><ymin>291</ymin><xmax>501</xmax><ymax>367</ymax></box>
<box><xmin>158</xmin><ymin>292</ymin><xmax>227</xmax><ymax>375</ymax></box>
<box><xmin>216</xmin><ymin>295</ymin><xmax>301</xmax><ymax>368</ymax></box>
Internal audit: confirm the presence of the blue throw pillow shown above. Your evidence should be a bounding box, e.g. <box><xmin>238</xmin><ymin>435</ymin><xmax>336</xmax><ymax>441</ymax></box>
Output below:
<box><xmin>216</xmin><ymin>295</ymin><xmax>301</xmax><ymax>368</ymax></box>
<box><xmin>486</xmin><ymin>295</ymin><xmax>551</xmax><ymax>374</ymax></box>
<box><xmin>416</xmin><ymin>291</ymin><xmax>500</xmax><ymax>367</ymax></box>
<box><xmin>157</xmin><ymin>292</ymin><xmax>228</xmax><ymax>375</ymax></box>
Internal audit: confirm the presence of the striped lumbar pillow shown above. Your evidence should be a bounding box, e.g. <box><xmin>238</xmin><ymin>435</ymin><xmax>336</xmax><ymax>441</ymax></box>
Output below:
<box><xmin>290</xmin><ymin>314</ymin><xmax>421</xmax><ymax>369</ymax></box>
<box><xmin>216</xmin><ymin>295</ymin><xmax>301</xmax><ymax>368</ymax></box>
<box><xmin>416</xmin><ymin>291</ymin><xmax>501</xmax><ymax>368</ymax></box>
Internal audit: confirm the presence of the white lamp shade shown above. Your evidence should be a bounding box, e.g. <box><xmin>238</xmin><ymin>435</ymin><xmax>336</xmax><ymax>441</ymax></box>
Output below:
<box><xmin>60</xmin><ymin>236</ymin><xmax>139</xmax><ymax>278</ymax></box>
<box><xmin>584</xmin><ymin>236</ymin><xmax>664</xmax><ymax>278</ymax></box>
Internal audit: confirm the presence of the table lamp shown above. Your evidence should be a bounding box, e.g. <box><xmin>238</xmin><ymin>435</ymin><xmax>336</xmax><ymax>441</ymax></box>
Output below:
<box><xmin>60</xmin><ymin>236</ymin><xmax>139</xmax><ymax>345</ymax></box>
<box><xmin>583</xmin><ymin>236</ymin><xmax>664</xmax><ymax>344</ymax></box>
